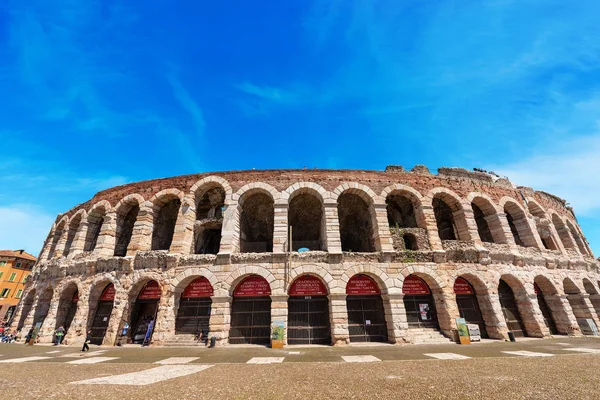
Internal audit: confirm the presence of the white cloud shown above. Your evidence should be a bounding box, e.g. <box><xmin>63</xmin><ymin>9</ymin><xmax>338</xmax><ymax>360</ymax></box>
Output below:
<box><xmin>0</xmin><ymin>205</ymin><xmax>55</xmax><ymax>257</ymax></box>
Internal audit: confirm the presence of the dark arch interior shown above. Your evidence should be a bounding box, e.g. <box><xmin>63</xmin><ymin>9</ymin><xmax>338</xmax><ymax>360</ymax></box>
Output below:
<box><xmin>85</xmin><ymin>211</ymin><xmax>105</xmax><ymax>252</ymax></box>
<box><xmin>289</xmin><ymin>193</ymin><xmax>323</xmax><ymax>251</ymax></box>
<box><xmin>472</xmin><ymin>202</ymin><xmax>494</xmax><ymax>243</ymax></box>
<box><xmin>433</xmin><ymin>197</ymin><xmax>457</xmax><ymax>240</ymax></box>
<box><xmin>504</xmin><ymin>207</ymin><xmax>524</xmax><ymax>246</ymax></box>
<box><xmin>152</xmin><ymin>198</ymin><xmax>181</xmax><ymax>250</ymax></box>
<box><xmin>63</xmin><ymin>215</ymin><xmax>81</xmax><ymax>256</ymax></box>
<box><xmin>115</xmin><ymin>204</ymin><xmax>140</xmax><ymax>256</ymax></box>
<box><xmin>338</xmin><ymin>193</ymin><xmax>375</xmax><ymax>252</ymax></box>
<box><xmin>386</xmin><ymin>194</ymin><xmax>417</xmax><ymax>228</ymax></box>
<box><xmin>240</xmin><ymin>192</ymin><xmax>274</xmax><ymax>253</ymax></box>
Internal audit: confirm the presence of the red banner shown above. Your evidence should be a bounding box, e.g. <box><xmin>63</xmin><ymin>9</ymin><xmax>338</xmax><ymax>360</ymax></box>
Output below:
<box><xmin>138</xmin><ymin>280</ymin><xmax>161</xmax><ymax>300</ymax></box>
<box><xmin>534</xmin><ymin>282</ymin><xmax>541</xmax><ymax>295</ymax></box>
<box><xmin>453</xmin><ymin>278</ymin><xmax>474</xmax><ymax>295</ymax></box>
<box><xmin>234</xmin><ymin>276</ymin><xmax>271</xmax><ymax>297</ymax></box>
<box><xmin>402</xmin><ymin>275</ymin><xmax>430</xmax><ymax>295</ymax></box>
<box><xmin>346</xmin><ymin>274</ymin><xmax>380</xmax><ymax>295</ymax></box>
<box><xmin>289</xmin><ymin>275</ymin><xmax>327</xmax><ymax>296</ymax></box>
<box><xmin>182</xmin><ymin>277</ymin><xmax>214</xmax><ymax>298</ymax></box>
<box><xmin>100</xmin><ymin>284</ymin><xmax>115</xmax><ymax>301</ymax></box>
<box><xmin>72</xmin><ymin>291</ymin><xmax>79</xmax><ymax>303</ymax></box>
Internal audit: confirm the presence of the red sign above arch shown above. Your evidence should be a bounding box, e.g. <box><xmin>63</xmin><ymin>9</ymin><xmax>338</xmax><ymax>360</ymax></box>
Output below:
<box><xmin>72</xmin><ymin>291</ymin><xmax>79</xmax><ymax>303</ymax></box>
<box><xmin>182</xmin><ymin>277</ymin><xmax>214</xmax><ymax>298</ymax></box>
<box><xmin>289</xmin><ymin>275</ymin><xmax>327</xmax><ymax>296</ymax></box>
<box><xmin>346</xmin><ymin>274</ymin><xmax>381</xmax><ymax>295</ymax></box>
<box><xmin>100</xmin><ymin>284</ymin><xmax>115</xmax><ymax>301</ymax></box>
<box><xmin>234</xmin><ymin>276</ymin><xmax>271</xmax><ymax>297</ymax></box>
<box><xmin>138</xmin><ymin>280</ymin><xmax>161</xmax><ymax>300</ymax></box>
<box><xmin>403</xmin><ymin>275</ymin><xmax>431</xmax><ymax>295</ymax></box>
<box><xmin>453</xmin><ymin>278</ymin><xmax>474</xmax><ymax>295</ymax></box>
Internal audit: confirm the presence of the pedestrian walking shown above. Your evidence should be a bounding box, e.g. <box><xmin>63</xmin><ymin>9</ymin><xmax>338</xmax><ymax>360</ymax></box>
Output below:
<box><xmin>25</xmin><ymin>328</ymin><xmax>34</xmax><ymax>344</ymax></box>
<box><xmin>54</xmin><ymin>326</ymin><xmax>65</xmax><ymax>345</ymax></box>
<box><xmin>81</xmin><ymin>329</ymin><xmax>92</xmax><ymax>352</ymax></box>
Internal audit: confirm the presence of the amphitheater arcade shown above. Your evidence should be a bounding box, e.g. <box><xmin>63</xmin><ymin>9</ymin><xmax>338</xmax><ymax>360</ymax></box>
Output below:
<box><xmin>10</xmin><ymin>166</ymin><xmax>600</xmax><ymax>347</ymax></box>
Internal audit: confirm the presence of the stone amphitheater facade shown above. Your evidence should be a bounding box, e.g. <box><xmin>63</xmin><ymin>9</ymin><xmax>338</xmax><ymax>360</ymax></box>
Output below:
<box><xmin>10</xmin><ymin>166</ymin><xmax>600</xmax><ymax>347</ymax></box>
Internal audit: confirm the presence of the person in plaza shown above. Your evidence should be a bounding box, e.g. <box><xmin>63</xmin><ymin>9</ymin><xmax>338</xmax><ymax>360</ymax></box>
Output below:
<box><xmin>54</xmin><ymin>326</ymin><xmax>65</xmax><ymax>345</ymax></box>
<box><xmin>25</xmin><ymin>327</ymin><xmax>34</xmax><ymax>344</ymax></box>
<box><xmin>81</xmin><ymin>329</ymin><xmax>92</xmax><ymax>352</ymax></box>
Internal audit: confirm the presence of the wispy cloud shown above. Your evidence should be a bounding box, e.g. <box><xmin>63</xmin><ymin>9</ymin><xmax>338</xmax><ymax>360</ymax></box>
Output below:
<box><xmin>0</xmin><ymin>204</ymin><xmax>56</xmax><ymax>256</ymax></box>
<box><xmin>167</xmin><ymin>72</ymin><xmax>206</xmax><ymax>136</ymax></box>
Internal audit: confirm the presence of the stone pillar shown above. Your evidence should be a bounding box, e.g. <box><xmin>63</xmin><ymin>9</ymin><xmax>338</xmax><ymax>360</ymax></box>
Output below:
<box><xmin>581</xmin><ymin>294</ymin><xmax>600</xmax><ymax>328</ymax></box>
<box><xmin>54</xmin><ymin>230</ymin><xmax>69</xmax><ymax>258</ymax></box>
<box><xmin>219</xmin><ymin>202</ymin><xmax>239</xmax><ymax>254</ymax></box>
<box><xmin>548</xmin><ymin>222</ymin><xmax>567</xmax><ymax>254</ymax></box>
<box><xmin>323</xmin><ymin>202</ymin><xmax>342</xmax><ymax>253</ymax></box>
<box><xmin>68</xmin><ymin>222</ymin><xmax>88</xmax><ymax>256</ymax></box>
<box><xmin>64</xmin><ymin>294</ymin><xmax>89</xmax><ymax>345</ymax></box>
<box><xmin>434</xmin><ymin>291</ymin><xmax>460</xmax><ymax>337</ymax></box>
<box><xmin>524</xmin><ymin>217</ymin><xmax>545</xmax><ymax>249</ymax></box>
<box><xmin>382</xmin><ymin>293</ymin><xmax>408</xmax><ymax>343</ymax></box>
<box><xmin>169</xmin><ymin>198</ymin><xmax>195</xmax><ymax>254</ymax></box>
<box><xmin>589</xmin><ymin>294</ymin><xmax>600</xmax><ymax>320</ymax></box>
<box><xmin>422</xmin><ymin>204</ymin><xmax>443</xmax><ymax>251</ymax></box>
<box><xmin>270</xmin><ymin>294</ymin><xmax>288</xmax><ymax>344</ymax></box>
<box><xmin>94</xmin><ymin>211</ymin><xmax>117</xmax><ymax>257</ymax></box>
<box><xmin>546</xmin><ymin>294</ymin><xmax>581</xmax><ymax>335</ymax></box>
<box><xmin>329</xmin><ymin>293</ymin><xmax>349</xmax><ymax>345</ymax></box>
<box><xmin>151</xmin><ymin>289</ymin><xmax>174</xmax><ymax>345</ymax></box>
<box><xmin>456</xmin><ymin>207</ymin><xmax>480</xmax><ymax>243</ymax></box>
<box><xmin>104</xmin><ymin>293</ymin><xmax>128</xmax><ymax>346</ymax></box>
<box><xmin>273</xmin><ymin>203</ymin><xmax>288</xmax><ymax>253</ymax></box>
<box><xmin>478</xmin><ymin>292</ymin><xmax>509</xmax><ymax>340</ymax></box>
<box><xmin>36</xmin><ymin>291</ymin><xmax>60</xmax><ymax>344</ymax></box>
<box><xmin>491</xmin><ymin>213</ymin><xmax>515</xmax><ymax>247</ymax></box>
<box><xmin>514</xmin><ymin>291</ymin><xmax>548</xmax><ymax>338</ymax></box>
<box><xmin>209</xmin><ymin>296</ymin><xmax>231</xmax><ymax>345</ymax></box>
<box><xmin>127</xmin><ymin>202</ymin><xmax>154</xmax><ymax>255</ymax></box>
<box><xmin>373</xmin><ymin>203</ymin><xmax>394</xmax><ymax>252</ymax></box>
<box><xmin>38</xmin><ymin>230</ymin><xmax>54</xmax><ymax>260</ymax></box>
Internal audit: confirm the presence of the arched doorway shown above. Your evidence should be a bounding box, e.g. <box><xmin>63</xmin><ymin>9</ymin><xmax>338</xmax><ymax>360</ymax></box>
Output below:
<box><xmin>33</xmin><ymin>287</ymin><xmax>53</xmax><ymax>328</ymax></box>
<box><xmin>564</xmin><ymin>278</ymin><xmax>597</xmax><ymax>335</ymax></box>
<box><xmin>346</xmin><ymin>274</ymin><xmax>388</xmax><ymax>342</ymax></box>
<box><xmin>17</xmin><ymin>290</ymin><xmax>36</xmax><ymax>330</ymax></box>
<box><xmin>89</xmin><ymin>283</ymin><xmax>115</xmax><ymax>345</ymax></box>
<box><xmin>498</xmin><ymin>280</ymin><xmax>527</xmax><ymax>337</ymax></box>
<box><xmin>287</xmin><ymin>275</ymin><xmax>330</xmax><ymax>345</ymax></box>
<box><xmin>62</xmin><ymin>290</ymin><xmax>79</xmax><ymax>333</ymax></box>
<box><xmin>130</xmin><ymin>280</ymin><xmax>161</xmax><ymax>345</ymax></box>
<box><xmin>454</xmin><ymin>277</ymin><xmax>488</xmax><ymax>338</ymax></box>
<box><xmin>534</xmin><ymin>283</ymin><xmax>558</xmax><ymax>335</ymax></box>
<box><xmin>229</xmin><ymin>275</ymin><xmax>272</xmax><ymax>344</ymax></box>
<box><xmin>403</xmin><ymin>275</ymin><xmax>438</xmax><ymax>329</ymax></box>
<box><xmin>175</xmin><ymin>277</ymin><xmax>214</xmax><ymax>343</ymax></box>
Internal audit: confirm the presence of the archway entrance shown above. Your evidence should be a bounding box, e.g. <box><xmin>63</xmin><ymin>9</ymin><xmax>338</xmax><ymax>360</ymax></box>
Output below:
<box><xmin>498</xmin><ymin>280</ymin><xmax>527</xmax><ymax>337</ymax></box>
<box><xmin>230</xmin><ymin>276</ymin><xmax>272</xmax><ymax>345</ymax></box>
<box><xmin>287</xmin><ymin>275</ymin><xmax>330</xmax><ymax>345</ymax></box>
<box><xmin>175</xmin><ymin>277</ymin><xmax>214</xmax><ymax>343</ymax></box>
<box><xmin>17</xmin><ymin>290</ymin><xmax>36</xmax><ymax>330</ymax></box>
<box><xmin>130</xmin><ymin>281</ymin><xmax>161</xmax><ymax>345</ymax></box>
<box><xmin>454</xmin><ymin>278</ymin><xmax>488</xmax><ymax>338</ymax></box>
<box><xmin>534</xmin><ymin>283</ymin><xmax>558</xmax><ymax>335</ymax></box>
<box><xmin>89</xmin><ymin>284</ymin><xmax>115</xmax><ymax>345</ymax></box>
<box><xmin>63</xmin><ymin>291</ymin><xmax>78</xmax><ymax>333</ymax></box>
<box><xmin>403</xmin><ymin>275</ymin><xmax>438</xmax><ymax>329</ymax></box>
<box><xmin>33</xmin><ymin>288</ymin><xmax>53</xmax><ymax>328</ymax></box>
<box><xmin>346</xmin><ymin>274</ymin><xmax>388</xmax><ymax>342</ymax></box>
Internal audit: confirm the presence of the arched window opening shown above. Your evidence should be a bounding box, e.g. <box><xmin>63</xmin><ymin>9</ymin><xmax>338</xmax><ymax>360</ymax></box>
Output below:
<box><xmin>528</xmin><ymin>203</ymin><xmax>558</xmax><ymax>251</ymax></box>
<box><xmin>17</xmin><ymin>290</ymin><xmax>36</xmax><ymax>330</ymax></box>
<box><xmin>240</xmin><ymin>192</ymin><xmax>274</xmax><ymax>253</ymax></box>
<box><xmin>194</xmin><ymin>221</ymin><xmax>222</xmax><ymax>254</ymax></box>
<box><xmin>194</xmin><ymin>186</ymin><xmax>225</xmax><ymax>255</ymax></box>
<box><xmin>289</xmin><ymin>192</ymin><xmax>323</xmax><ymax>251</ymax></box>
<box><xmin>386</xmin><ymin>194</ymin><xmax>417</xmax><ymax>228</ymax></box>
<box><xmin>85</xmin><ymin>210</ymin><xmax>106</xmax><ymax>252</ymax></box>
<box><xmin>288</xmin><ymin>275</ymin><xmax>330</xmax><ymax>345</ymax></box>
<box><xmin>504</xmin><ymin>208</ymin><xmax>524</xmax><ymax>246</ymax></box>
<box><xmin>454</xmin><ymin>277</ymin><xmax>488</xmax><ymax>338</ymax></box>
<box><xmin>552</xmin><ymin>214</ymin><xmax>574</xmax><ymax>249</ymax></box>
<box><xmin>151</xmin><ymin>198</ymin><xmax>181</xmax><ymax>251</ymax></box>
<box><xmin>567</xmin><ymin>221</ymin><xmax>587</xmax><ymax>255</ymax></box>
<box><xmin>196</xmin><ymin>187</ymin><xmax>225</xmax><ymax>220</ymax></box>
<box><xmin>498</xmin><ymin>279</ymin><xmax>527</xmax><ymax>337</ymax></box>
<box><xmin>403</xmin><ymin>233</ymin><xmax>418</xmax><ymax>250</ymax></box>
<box><xmin>433</xmin><ymin>197</ymin><xmax>457</xmax><ymax>241</ymax></box>
<box><xmin>63</xmin><ymin>215</ymin><xmax>81</xmax><ymax>256</ymax></box>
<box><xmin>48</xmin><ymin>222</ymin><xmax>66</xmax><ymax>259</ymax></box>
<box><xmin>472</xmin><ymin>202</ymin><xmax>494</xmax><ymax>243</ymax></box>
<box><xmin>533</xmin><ymin>281</ymin><xmax>558</xmax><ymax>335</ymax></box>
<box><xmin>88</xmin><ymin>283</ymin><xmax>115</xmax><ymax>345</ymax></box>
<box><xmin>114</xmin><ymin>204</ymin><xmax>139</xmax><ymax>257</ymax></box>
<box><xmin>33</xmin><ymin>287</ymin><xmax>53</xmax><ymax>328</ymax></box>
<box><xmin>564</xmin><ymin>278</ymin><xmax>598</xmax><ymax>335</ymax></box>
<box><xmin>338</xmin><ymin>193</ymin><xmax>375</xmax><ymax>252</ymax></box>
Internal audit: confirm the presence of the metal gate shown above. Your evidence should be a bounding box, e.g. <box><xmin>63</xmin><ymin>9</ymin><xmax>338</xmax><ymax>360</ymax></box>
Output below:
<box><xmin>131</xmin><ymin>301</ymin><xmax>159</xmax><ymax>344</ymax></box>
<box><xmin>288</xmin><ymin>296</ymin><xmax>330</xmax><ymax>345</ymax></box>
<box><xmin>175</xmin><ymin>298</ymin><xmax>212</xmax><ymax>340</ymax></box>
<box><xmin>536</xmin><ymin>293</ymin><xmax>558</xmax><ymax>335</ymax></box>
<box><xmin>346</xmin><ymin>295</ymin><xmax>388</xmax><ymax>342</ymax></box>
<box><xmin>456</xmin><ymin>294</ymin><xmax>488</xmax><ymax>338</ymax></box>
<box><xmin>89</xmin><ymin>301</ymin><xmax>114</xmax><ymax>345</ymax></box>
<box><xmin>498</xmin><ymin>280</ymin><xmax>527</xmax><ymax>337</ymax></box>
<box><xmin>404</xmin><ymin>295</ymin><xmax>439</xmax><ymax>329</ymax></box>
<box><xmin>63</xmin><ymin>301</ymin><xmax>78</xmax><ymax>333</ymax></box>
<box><xmin>229</xmin><ymin>296</ymin><xmax>271</xmax><ymax>345</ymax></box>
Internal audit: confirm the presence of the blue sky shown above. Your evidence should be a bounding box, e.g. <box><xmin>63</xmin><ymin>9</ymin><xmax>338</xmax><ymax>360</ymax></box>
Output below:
<box><xmin>1</xmin><ymin>0</ymin><xmax>599</xmax><ymax>257</ymax></box>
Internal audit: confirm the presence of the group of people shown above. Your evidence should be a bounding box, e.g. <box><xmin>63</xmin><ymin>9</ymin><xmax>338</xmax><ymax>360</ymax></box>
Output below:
<box><xmin>0</xmin><ymin>322</ymin><xmax>93</xmax><ymax>351</ymax></box>
<box><xmin>0</xmin><ymin>324</ymin><xmax>19</xmax><ymax>343</ymax></box>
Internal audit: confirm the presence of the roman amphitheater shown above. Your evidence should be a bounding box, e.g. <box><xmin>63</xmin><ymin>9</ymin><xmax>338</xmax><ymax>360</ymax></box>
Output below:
<box><xmin>10</xmin><ymin>166</ymin><xmax>600</xmax><ymax>347</ymax></box>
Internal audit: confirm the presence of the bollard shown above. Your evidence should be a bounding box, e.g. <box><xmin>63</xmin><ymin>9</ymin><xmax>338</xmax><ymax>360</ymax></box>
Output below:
<box><xmin>507</xmin><ymin>331</ymin><xmax>516</xmax><ymax>342</ymax></box>
<box><xmin>209</xmin><ymin>336</ymin><xmax>216</xmax><ymax>348</ymax></box>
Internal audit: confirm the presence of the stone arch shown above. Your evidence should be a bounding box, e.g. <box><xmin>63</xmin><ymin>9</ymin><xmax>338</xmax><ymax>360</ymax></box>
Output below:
<box><xmin>340</xmin><ymin>265</ymin><xmax>396</xmax><ymax>294</ymax></box>
<box><xmin>500</xmin><ymin>198</ymin><xmax>536</xmax><ymax>248</ymax></box>
<box><xmin>114</xmin><ymin>194</ymin><xmax>144</xmax><ymax>257</ymax></box>
<box><xmin>233</xmin><ymin>182</ymin><xmax>281</xmax><ymax>203</ymax></box>
<box><xmin>150</xmin><ymin>189</ymin><xmax>183</xmax><ymax>251</ymax></box>
<box><xmin>582</xmin><ymin>278</ymin><xmax>599</xmax><ymax>295</ymax></box>
<box><xmin>236</xmin><ymin>186</ymin><xmax>276</xmax><ymax>253</ymax></box>
<box><xmin>16</xmin><ymin>288</ymin><xmax>36</xmax><ymax>330</ymax></box>
<box><xmin>563</xmin><ymin>277</ymin><xmax>583</xmax><ymax>295</ymax></box>
<box><xmin>453</xmin><ymin>271</ymin><xmax>492</xmax><ymax>294</ymax></box>
<box><xmin>534</xmin><ymin>275</ymin><xmax>560</xmax><ymax>295</ymax></box>
<box><xmin>550</xmin><ymin>212</ymin><xmax>575</xmax><ymax>250</ymax></box>
<box><xmin>335</xmin><ymin>185</ymin><xmax>379</xmax><ymax>252</ymax></box>
<box><xmin>427</xmin><ymin>188</ymin><xmax>471</xmax><ymax>241</ymax></box>
<box><xmin>527</xmin><ymin>199</ymin><xmax>548</xmax><ymax>218</ymax></box>
<box><xmin>383</xmin><ymin>185</ymin><xmax>426</xmax><ymax>230</ymax></box>
<box><xmin>399</xmin><ymin>266</ymin><xmax>447</xmax><ymax>292</ymax></box>
<box><xmin>225</xmin><ymin>266</ymin><xmax>279</xmax><ymax>295</ymax></box>
<box><xmin>527</xmin><ymin>201</ymin><xmax>559</xmax><ymax>251</ymax></box>
<box><xmin>282</xmin><ymin>182</ymin><xmax>328</xmax><ymax>203</ymax></box>
<box><xmin>54</xmin><ymin>280</ymin><xmax>80</xmax><ymax>331</ymax></box>
<box><xmin>286</xmin><ymin>185</ymin><xmax>327</xmax><ymax>251</ymax></box>
<box><xmin>189</xmin><ymin>181</ymin><xmax>228</xmax><ymax>255</ymax></box>
<box><xmin>47</xmin><ymin>218</ymin><xmax>68</xmax><ymax>259</ymax></box>
<box><xmin>190</xmin><ymin>176</ymin><xmax>233</xmax><ymax>204</ymax></box>
<box><xmin>85</xmin><ymin>200</ymin><xmax>111</xmax><ymax>252</ymax></box>
<box><xmin>468</xmin><ymin>194</ymin><xmax>505</xmax><ymax>244</ymax></box>
<box><xmin>86</xmin><ymin>277</ymin><xmax>121</xmax><ymax>327</ymax></box>
<box><xmin>32</xmin><ymin>284</ymin><xmax>55</xmax><ymax>329</ymax></box>
<box><xmin>171</xmin><ymin>268</ymin><xmax>220</xmax><ymax>296</ymax></box>
<box><xmin>287</xmin><ymin>264</ymin><xmax>336</xmax><ymax>293</ymax></box>
<box><xmin>566</xmin><ymin>219</ymin><xmax>589</xmax><ymax>256</ymax></box>
<box><xmin>114</xmin><ymin>194</ymin><xmax>146</xmax><ymax>214</ymax></box>
<box><xmin>499</xmin><ymin>274</ymin><xmax>528</xmax><ymax>296</ymax></box>
<box><xmin>63</xmin><ymin>209</ymin><xmax>86</xmax><ymax>256</ymax></box>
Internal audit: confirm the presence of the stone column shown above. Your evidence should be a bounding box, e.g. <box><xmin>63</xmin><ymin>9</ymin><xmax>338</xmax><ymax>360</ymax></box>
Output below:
<box><xmin>36</xmin><ymin>291</ymin><xmax>60</xmax><ymax>344</ymax></box>
<box><xmin>372</xmin><ymin>203</ymin><xmax>394</xmax><ymax>252</ymax></box>
<box><xmin>524</xmin><ymin>217</ymin><xmax>545</xmax><ymax>249</ymax></box>
<box><xmin>548</xmin><ymin>223</ymin><xmax>567</xmax><ymax>254</ymax></box>
<box><xmin>104</xmin><ymin>293</ymin><xmax>128</xmax><ymax>346</ymax></box>
<box><xmin>422</xmin><ymin>204</ymin><xmax>443</xmax><ymax>251</ymax></box>
<box><xmin>514</xmin><ymin>291</ymin><xmax>548</xmax><ymax>338</ymax></box>
<box><xmin>589</xmin><ymin>294</ymin><xmax>600</xmax><ymax>319</ymax></box>
<box><xmin>270</xmin><ymin>294</ymin><xmax>288</xmax><ymax>344</ymax></box>
<box><xmin>547</xmin><ymin>294</ymin><xmax>581</xmax><ymax>335</ymax></box>
<box><xmin>491</xmin><ymin>213</ymin><xmax>515</xmax><ymax>247</ymax></box>
<box><xmin>219</xmin><ymin>202</ymin><xmax>239</xmax><ymax>254</ymax></box>
<box><xmin>273</xmin><ymin>203</ymin><xmax>288</xmax><ymax>253</ymax></box>
<box><xmin>434</xmin><ymin>291</ymin><xmax>460</xmax><ymax>338</ymax></box>
<box><xmin>456</xmin><ymin>208</ymin><xmax>480</xmax><ymax>243</ymax></box>
<box><xmin>381</xmin><ymin>293</ymin><xmax>408</xmax><ymax>343</ymax></box>
<box><xmin>329</xmin><ymin>293</ymin><xmax>349</xmax><ymax>345</ymax></box>
<box><xmin>94</xmin><ymin>211</ymin><xmax>117</xmax><ymax>257</ymax></box>
<box><xmin>127</xmin><ymin>202</ymin><xmax>154</xmax><ymax>256</ymax></box>
<box><xmin>581</xmin><ymin>294</ymin><xmax>600</xmax><ymax>328</ymax></box>
<box><xmin>68</xmin><ymin>222</ymin><xmax>88</xmax><ymax>256</ymax></box>
<box><xmin>64</xmin><ymin>294</ymin><xmax>90</xmax><ymax>345</ymax></box>
<box><xmin>478</xmin><ymin>292</ymin><xmax>509</xmax><ymax>340</ymax></box>
<box><xmin>323</xmin><ymin>202</ymin><xmax>342</xmax><ymax>253</ymax></box>
<box><xmin>169</xmin><ymin>198</ymin><xmax>195</xmax><ymax>254</ymax></box>
<box><xmin>151</xmin><ymin>290</ymin><xmax>174</xmax><ymax>345</ymax></box>
<box><xmin>209</xmin><ymin>296</ymin><xmax>231</xmax><ymax>345</ymax></box>
<box><xmin>54</xmin><ymin>230</ymin><xmax>69</xmax><ymax>258</ymax></box>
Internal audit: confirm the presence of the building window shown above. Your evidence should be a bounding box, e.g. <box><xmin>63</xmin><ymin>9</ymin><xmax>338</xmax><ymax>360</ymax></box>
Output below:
<box><xmin>15</xmin><ymin>289</ymin><xmax>23</xmax><ymax>299</ymax></box>
<box><xmin>8</xmin><ymin>272</ymin><xmax>17</xmax><ymax>282</ymax></box>
<box><xmin>0</xmin><ymin>288</ymin><xmax>9</xmax><ymax>298</ymax></box>
<box><xmin>22</xmin><ymin>275</ymin><xmax>28</xmax><ymax>283</ymax></box>
<box><xmin>0</xmin><ymin>260</ymin><xmax>6</xmax><ymax>266</ymax></box>
<box><xmin>15</xmin><ymin>262</ymin><xmax>22</xmax><ymax>268</ymax></box>
<box><xmin>0</xmin><ymin>272</ymin><xmax>3</xmax><ymax>280</ymax></box>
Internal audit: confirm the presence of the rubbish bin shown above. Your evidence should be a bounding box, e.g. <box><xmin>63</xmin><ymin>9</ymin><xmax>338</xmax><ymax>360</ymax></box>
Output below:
<box><xmin>209</xmin><ymin>336</ymin><xmax>216</xmax><ymax>348</ymax></box>
<box><xmin>507</xmin><ymin>331</ymin><xmax>516</xmax><ymax>342</ymax></box>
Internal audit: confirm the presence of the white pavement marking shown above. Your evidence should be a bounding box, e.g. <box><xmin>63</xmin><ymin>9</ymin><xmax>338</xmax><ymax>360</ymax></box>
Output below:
<box><xmin>0</xmin><ymin>356</ymin><xmax>52</xmax><ymax>363</ymax></box>
<box><xmin>556</xmin><ymin>343</ymin><xmax>571</xmax><ymax>346</ymax></box>
<box><xmin>67</xmin><ymin>357</ymin><xmax>120</xmax><ymax>364</ymax></box>
<box><xmin>502</xmin><ymin>351</ymin><xmax>554</xmax><ymax>357</ymax></box>
<box><xmin>341</xmin><ymin>355</ymin><xmax>381</xmax><ymax>363</ymax></box>
<box><xmin>71</xmin><ymin>365</ymin><xmax>214</xmax><ymax>386</ymax></box>
<box><xmin>247</xmin><ymin>357</ymin><xmax>285</xmax><ymax>364</ymax></box>
<box><xmin>424</xmin><ymin>353</ymin><xmax>471</xmax><ymax>360</ymax></box>
<box><xmin>563</xmin><ymin>348</ymin><xmax>600</xmax><ymax>354</ymax></box>
<box><xmin>154</xmin><ymin>357</ymin><xmax>199</xmax><ymax>365</ymax></box>
<box><xmin>60</xmin><ymin>350</ymin><xmax>108</xmax><ymax>358</ymax></box>
<box><xmin>287</xmin><ymin>351</ymin><xmax>301</xmax><ymax>355</ymax></box>
<box><xmin>46</xmin><ymin>350</ymin><xmax>62</xmax><ymax>354</ymax></box>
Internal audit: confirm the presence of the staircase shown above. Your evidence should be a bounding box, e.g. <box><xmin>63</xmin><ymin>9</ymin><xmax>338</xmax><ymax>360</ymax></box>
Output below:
<box><xmin>161</xmin><ymin>334</ymin><xmax>207</xmax><ymax>347</ymax></box>
<box><xmin>406</xmin><ymin>328</ymin><xmax>453</xmax><ymax>344</ymax></box>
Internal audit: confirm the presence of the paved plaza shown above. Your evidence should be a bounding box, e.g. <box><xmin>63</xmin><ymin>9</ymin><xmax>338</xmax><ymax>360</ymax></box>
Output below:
<box><xmin>0</xmin><ymin>337</ymin><xmax>599</xmax><ymax>399</ymax></box>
